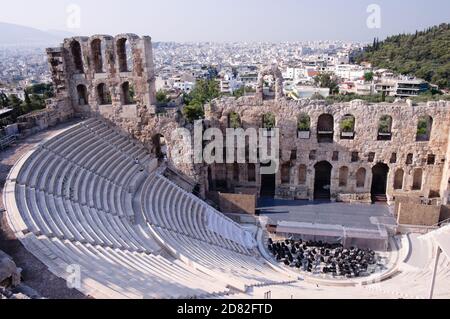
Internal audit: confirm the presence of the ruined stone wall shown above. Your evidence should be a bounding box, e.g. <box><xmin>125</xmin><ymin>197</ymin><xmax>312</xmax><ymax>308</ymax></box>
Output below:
<box><xmin>47</xmin><ymin>40</ymin><xmax>450</xmax><ymax>204</ymax></box>
<box><xmin>204</xmin><ymin>94</ymin><xmax>450</xmax><ymax>203</ymax></box>
<box><xmin>47</xmin><ymin>35</ymin><xmax>196</xmax><ymax>179</ymax></box>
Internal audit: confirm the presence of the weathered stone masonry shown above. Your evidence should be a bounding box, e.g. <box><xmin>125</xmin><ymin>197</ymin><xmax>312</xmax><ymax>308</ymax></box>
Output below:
<box><xmin>40</xmin><ymin>37</ymin><xmax>450</xmax><ymax>205</ymax></box>
<box><xmin>204</xmin><ymin>67</ymin><xmax>450</xmax><ymax>204</ymax></box>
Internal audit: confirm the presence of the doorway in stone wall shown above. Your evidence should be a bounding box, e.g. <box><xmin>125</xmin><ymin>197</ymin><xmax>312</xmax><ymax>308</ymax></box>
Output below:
<box><xmin>314</xmin><ymin>161</ymin><xmax>332</xmax><ymax>200</ymax></box>
<box><xmin>371</xmin><ymin>163</ymin><xmax>389</xmax><ymax>203</ymax></box>
<box><xmin>260</xmin><ymin>162</ymin><xmax>276</xmax><ymax>198</ymax></box>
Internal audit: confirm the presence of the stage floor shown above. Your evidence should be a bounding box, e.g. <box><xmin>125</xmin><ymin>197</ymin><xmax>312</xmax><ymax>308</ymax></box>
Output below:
<box><xmin>257</xmin><ymin>199</ymin><xmax>397</xmax><ymax>231</ymax></box>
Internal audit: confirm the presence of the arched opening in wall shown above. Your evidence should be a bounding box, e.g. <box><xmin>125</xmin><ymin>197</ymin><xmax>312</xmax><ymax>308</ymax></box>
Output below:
<box><xmin>317</xmin><ymin>114</ymin><xmax>334</xmax><ymax>143</ymax></box>
<box><xmin>207</xmin><ymin>166</ymin><xmax>214</xmax><ymax>191</ymax></box>
<box><xmin>394</xmin><ymin>169</ymin><xmax>404</xmax><ymax>190</ymax></box>
<box><xmin>248</xmin><ymin>164</ymin><xmax>256</xmax><ymax>182</ymax></box>
<box><xmin>91</xmin><ymin>39</ymin><xmax>104</xmax><ymax>73</ymax></box>
<box><xmin>152</xmin><ymin>134</ymin><xmax>167</xmax><ymax>161</ymax></box>
<box><xmin>412</xmin><ymin>169</ymin><xmax>423</xmax><ymax>191</ymax></box>
<box><xmin>377</xmin><ymin>115</ymin><xmax>392</xmax><ymax>141</ymax></box>
<box><xmin>314</xmin><ymin>161</ymin><xmax>332</xmax><ymax>200</ymax></box>
<box><xmin>298</xmin><ymin>165</ymin><xmax>307</xmax><ymax>185</ymax></box>
<box><xmin>340</xmin><ymin>114</ymin><xmax>355</xmax><ymax>140</ymax></box>
<box><xmin>262</xmin><ymin>74</ymin><xmax>275</xmax><ymax>100</ymax></box>
<box><xmin>228</xmin><ymin>112</ymin><xmax>241</xmax><ymax>129</ymax></box>
<box><xmin>339</xmin><ymin>166</ymin><xmax>349</xmax><ymax>187</ymax></box>
<box><xmin>97</xmin><ymin>83</ymin><xmax>111</xmax><ymax>105</ymax></box>
<box><xmin>371</xmin><ymin>163</ymin><xmax>389</xmax><ymax>202</ymax></box>
<box><xmin>262</xmin><ymin>113</ymin><xmax>276</xmax><ymax>131</ymax></box>
<box><xmin>117</xmin><ymin>38</ymin><xmax>133</xmax><ymax>72</ymax></box>
<box><xmin>416</xmin><ymin>116</ymin><xmax>433</xmax><ymax>142</ymax></box>
<box><xmin>70</xmin><ymin>40</ymin><xmax>84</xmax><ymax>73</ymax></box>
<box><xmin>260</xmin><ymin>162</ymin><xmax>276</xmax><ymax>198</ymax></box>
<box><xmin>356</xmin><ymin>168</ymin><xmax>366</xmax><ymax>188</ymax></box>
<box><xmin>281</xmin><ymin>163</ymin><xmax>291</xmax><ymax>184</ymax></box>
<box><xmin>121</xmin><ymin>82</ymin><xmax>135</xmax><ymax>105</ymax></box>
<box><xmin>298</xmin><ymin>113</ymin><xmax>311</xmax><ymax>139</ymax></box>
<box><xmin>76</xmin><ymin>84</ymin><xmax>88</xmax><ymax>105</ymax></box>
<box><xmin>406</xmin><ymin>153</ymin><xmax>414</xmax><ymax>165</ymax></box>
<box><xmin>233</xmin><ymin>163</ymin><xmax>240</xmax><ymax>182</ymax></box>
<box><xmin>214</xmin><ymin>164</ymin><xmax>228</xmax><ymax>191</ymax></box>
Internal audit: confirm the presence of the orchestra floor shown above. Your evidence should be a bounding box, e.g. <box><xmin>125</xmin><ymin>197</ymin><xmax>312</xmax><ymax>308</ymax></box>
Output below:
<box><xmin>257</xmin><ymin>199</ymin><xmax>397</xmax><ymax>231</ymax></box>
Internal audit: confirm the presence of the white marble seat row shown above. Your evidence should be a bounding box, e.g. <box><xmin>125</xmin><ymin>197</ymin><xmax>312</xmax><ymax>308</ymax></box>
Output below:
<box><xmin>141</xmin><ymin>174</ymin><xmax>254</xmax><ymax>255</ymax></box>
<box><xmin>6</xmin><ymin>118</ymin><xmax>295</xmax><ymax>298</ymax></box>
<box><xmin>20</xmin><ymin>233</ymin><xmax>228</xmax><ymax>299</ymax></box>
<box><xmin>16</xmin><ymin>184</ymin><xmax>158</xmax><ymax>253</ymax></box>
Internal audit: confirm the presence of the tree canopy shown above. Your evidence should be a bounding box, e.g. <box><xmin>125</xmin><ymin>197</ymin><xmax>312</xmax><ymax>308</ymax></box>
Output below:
<box><xmin>354</xmin><ymin>23</ymin><xmax>450</xmax><ymax>89</ymax></box>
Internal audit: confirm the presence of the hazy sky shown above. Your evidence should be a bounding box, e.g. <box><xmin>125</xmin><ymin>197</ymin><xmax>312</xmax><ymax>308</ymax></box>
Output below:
<box><xmin>1</xmin><ymin>0</ymin><xmax>449</xmax><ymax>42</ymax></box>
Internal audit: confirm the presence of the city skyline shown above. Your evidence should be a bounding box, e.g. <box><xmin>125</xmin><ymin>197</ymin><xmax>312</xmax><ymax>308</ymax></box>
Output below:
<box><xmin>0</xmin><ymin>0</ymin><xmax>449</xmax><ymax>42</ymax></box>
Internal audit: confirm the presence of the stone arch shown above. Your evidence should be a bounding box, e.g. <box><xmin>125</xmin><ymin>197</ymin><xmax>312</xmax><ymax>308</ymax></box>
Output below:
<box><xmin>256</xmin><ymin>65</ymin><xmax>283</xmax><ymax>100</ymax></box>
<box><xmin>91</xmin><ymin>38</ymin><xmax>104</xmax><ymax>73</ymax></box>
<box><xmin>317</xmin><ymin>114</ymin><xmax>334</xmax><ymax>143</ymax></box>
<box><xmin>70</xmin><ymin>40</ymin><xmax>84</xmax><ymax>73</ymax></box>
<box><xmin>233</xmin><ymin>163</ymin><xmax>240</xmax><ymax>181</ymax></box>
<box><xmin>377</xmin><ymin>115</ymin><xmax>392</xmax><ymax>141</ymax></box>
<box><xmin>76</xmin><ymin>84</ymin><xmax>88</xmax><ymax>105</ymax></box>
<box><xmin>97</xmin><ymin>83</ymin><xmax>111</xmax><ymax>105</ymax></box>
<box><xmin>262</xmin><ymin>113</ymin><xmax>276</xmax><ymax>130</ymax></box>
<box><xmin>117</xmin><ymin>37</ymin><xmax>133</xmax><ymax>72</ymax></box>
<box><xmin>152</xmin><ymin>133</ymin><xmax>167</xmax><ymax>160</ymax></box>
<box><xmin>121</xmin><ymin>81</ymin><xmax>135</xmax><ymax>105</ymax></box>
<box><xmin>412</xmin><ymin>168</ymin><xmax>423</xmax><ymax>191</ymax></box>
<box><xmin>298</xmin><ymin>164</ymin><xmax>307</xmax><ymax>185</ymax></box>
<box><xmin>281</xmin><ymin>163</ymin><xmax>291</xmax><ymax>184</ymax></box>
<box><xmin>314</xmin><ymin>161</ymin><xmax>332</xmax><ymax>200</ymax></box>
<box><xmin>297</xmin><ymin>113</ymin><xmax>311</xmax><ymax>134</ymax></box>
<box><xmin>416</xmin><ymin>115</ymin><xmax>433</xmax><ymax>142</ymax></box>
<box><xmin>248</xmin><ymin>164</ymin><xmax>256</xmax><ymax>182</ymax></box>
<box><xmin>356</xmin><ymin>168</ymin><xmax>366</xmax><ymax>188</ymax></box>
<box><xmin>340</xmin><ymin>114</ymin><xmax>355</xmax><ymax>139</ymax></box>
<box><xmin>394</xmin><ymin>169</ymin><xmax>404</xmax><ymax>190</ymax></box>
<box><xmin>339</xmin><ymin>166</ymin><xmax>349</xmax><ymax>187</ymax></box>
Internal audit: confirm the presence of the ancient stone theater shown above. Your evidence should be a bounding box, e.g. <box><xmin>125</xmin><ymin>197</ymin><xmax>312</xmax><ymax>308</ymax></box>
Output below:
<box><xmin>1</xmin><ymin>34</ymin><xmax>450</xmax><ymax>299</ymax></box>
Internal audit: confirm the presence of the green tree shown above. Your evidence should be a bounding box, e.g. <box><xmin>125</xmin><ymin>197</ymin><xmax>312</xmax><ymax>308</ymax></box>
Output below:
<box><xmin>314</xmin><ymin>72</ymin><xmax>339</xmax><ymax>95</ymax></box>
<box><xmin>182</xmin><ymin>102</ymin><xmax>204</xmax><ymax>123</ymax></box>
<box><xmin>156</xmin><ymin>90</ymin><xmax>169</xmax><ymax>105</ymax></box>
<box><xmin>364</xmin><ymin>72</ymin><xmax>374</xmax><ymax>82</ymax></box>
<box><xmin>182</xmin><ymin>79</ymin><xmax>221</xmax><ymax>123</ymax></box>
<box><xmin>354</xmin><ymin>23</ymin><xmax>450</xmax><ymax>89</ymax></box>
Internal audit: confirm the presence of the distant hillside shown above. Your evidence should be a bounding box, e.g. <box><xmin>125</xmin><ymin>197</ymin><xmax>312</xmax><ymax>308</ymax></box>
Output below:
<box><xmin>355</xmin><ymin>23</ymin><xmax>450</xmax><ymax>89</ymax></box>
<box><xmin>0</xmin><ymin>22</ymin><xmax>71</xmax><ymax>46</ymax></box>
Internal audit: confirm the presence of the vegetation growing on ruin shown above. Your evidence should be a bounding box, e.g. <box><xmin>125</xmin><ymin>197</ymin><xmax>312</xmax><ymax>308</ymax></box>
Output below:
<box><xmin>262</xmin><ymin>113</ymin><xmax>276</xmax><ymax>130</ymax></box>
<box><xmin>354</xmin><ymin>23</ymin><xmax>450</xmax><ymax>89</ymax></box>
<box><xmin>297</xmin><ymin>114</ymin><xmax>311</xmax><ymax>131</ymax></box>
<box><xmin>340</xmin><ymin>116</ymin><xmax>355</xmax><ymax>132</ymax></box>
<box><xmin>378</xmin><ymin>115</ymin><xmax>392</xmax><ymax>134</ymax></box>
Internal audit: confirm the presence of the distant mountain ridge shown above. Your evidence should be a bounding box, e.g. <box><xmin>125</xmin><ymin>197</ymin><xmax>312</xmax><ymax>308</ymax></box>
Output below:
<box><xmin>0</xmin><ymin>22</ymin><xmax>73</xmax><ymax>46</ymax></box>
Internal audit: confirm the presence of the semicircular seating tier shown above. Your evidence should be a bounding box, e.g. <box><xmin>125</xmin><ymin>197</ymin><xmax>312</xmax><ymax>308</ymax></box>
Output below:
<box><xmin>4</xmin><ymin>118</ymin><xmax>293</xmax><ymax>299</ymax></box>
